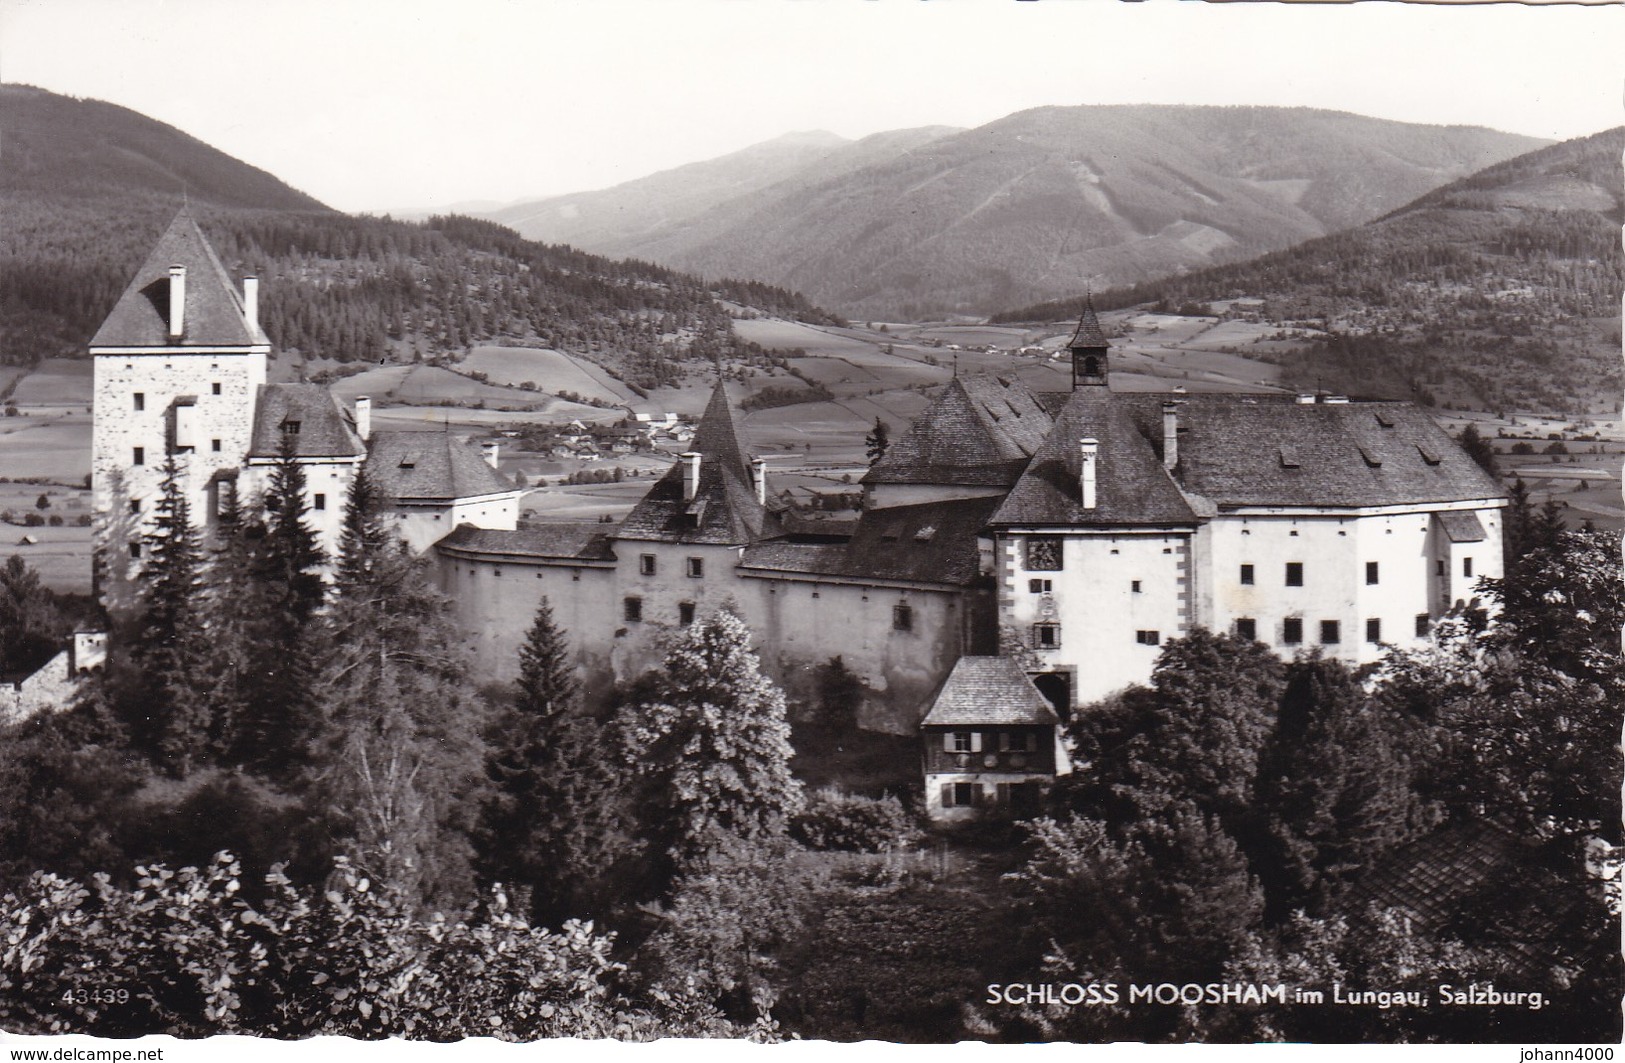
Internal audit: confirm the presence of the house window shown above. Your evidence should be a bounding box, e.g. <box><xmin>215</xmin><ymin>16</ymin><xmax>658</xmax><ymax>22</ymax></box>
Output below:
<box><xmin>212</xmin><ymin>381</ymin><xmax>222</xmax><ymax>396</ymax></box>
<box><xmin>1135</xmin><ymin>630</ymin><xmax>1161</xmax><ymax>646</ymax></box>
<box><xmin>1026</xmin><ymin>536</ymin><xmax>1063</xmax><ymax>571</ymax></box>
<box><xmin>1366</xmin><ymin>618</ymin><xmax>1382</xmax><ymax>643</ymax></box>
<box><xmin>128</xmin><ymin>499</ymin><xmax>141</xmax><ymax>514</ymax></box>
<box><xmin>1032</xmin><ymin>622</ymin><xmax>1060</xmax><ymax>649</ymax></box>
<box><xmin>129</xmin><ymin>542</ymin><xmax>141</xmax><ymax>559</ymax></box>
<box><xmin>211</xmin><ymin>439</ymin><xmax>222</xmax><ymax>452</ymax></box>
<box><xmin>1320</xmin><ymin>620</ymin><xmax>1341</xmax><ymax>645</ymax></box>
<box><xmin>686</xmin><ymin>556</ymin><xmax>704</xmax><ymax>578</ymax></box>
<box><xmin>893</xmin><ymin>603</ymin><xmax>914</xmax><ymax>632</ymax></box>
<box><xmin>1415</xmin><ymin>614</ymin><xmax>1431</xmax><ymax>637</ymax></box>
<box><xmin>1028</xmin><ymin>578</ymin><xmax>1052</xmax><ymax>594</ymax></box>
<box><xmin>946</xmin><ymin>731</ymin><xmax>981</xmax><ymax>754</ymax></box>
<box><xmin>1131</xmin><ymin>580</ymin><xmax>1142</xmax><ymax>593</ymax></box>
<box><xmin>281</xmin><ymin>420</ymin><xmax>301</xmax><ymax>435</ymax></box>
<box><xmin>1240</xmin><ymin>564</ymin><xmax>1254</xmax><ymax>585</ymax></box>
<box><xmin>678</xmin><ymin>601</ymin><xmax>696</xmax><ymax>626</ymax></box>
<box><xmin>133</xmin><ymin>393</ymin><xmax>144</xmax><ymax>411</ymax></box>
<box><xmin>313</xmin><ymin>493</ymin><xmax>326</xmax><ymax>511</ymax></box>
<box><xmin>1366</xmin><ymin>561</ymin><xmax>1380</xmax><ymax>585</ymax></box>
<box><xmin>623</xmin><ymin>597</ymin><xmax>642</xmax><ymax>623</ymax></box>
<box><xmin>946</xmin><ymin>781</ymin><xmax>977</xmax><ymax>808</ymax></box>
<box><xmin>1283</xmin><ymin>618</ymin><xmax>1303</xmax><ymax>645</ymax></box>
<box><xmin>998</xmin><ymin>732</ymin><xmax>1041</xmax><ymax>754</ymax></box>
<box><xmin>1235</xmin><ymin>617</ymin><xmax>1256</xmax><ymax>641</ymax></box>
<box><xmin>1285</xmin><ymin>562</ymin><xmax>1303</xmax><ymax>587</ymax></box>
<box><xmin>639</xmin><ymin>554</ymin><xmax>656</xmax><ymax>575</ymax></box>
<box><xmin>1463</xmin><ymin>557</ymin><xmax>1474</xmax><ymax>578</ymax></box>
<box><xmin>132</xmin><ymin>446</ymin><xmax>145</xmax><ymax>466</ymax></box>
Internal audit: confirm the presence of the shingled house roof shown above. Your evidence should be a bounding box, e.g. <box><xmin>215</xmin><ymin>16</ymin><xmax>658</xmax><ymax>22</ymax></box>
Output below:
<box><xmin>920</xmin><ymin>656</ymin><xmax>1059</xmax><ymax>727</ymax></box>
<box><xmin>1116</xmin><ymin>396</ymin><xmax>1506</xmax><ymax>508</ymax></box>
<box><xmin>618</xmin><ymin>381</ymin><xmax>779</xmax><ymax>545</ymax></box>
<box><xmin>991</xmin><ymin>389</ymin><xmax>1198</xmax><ymax>527</ymax></box>
<box><xmin>435</xmin><ymin>522</ymin><xmax>615</xmax><ymax>562</ymax></box>
<box><xmin>248</xmin><ymin>384</ymin><xmax>365</xmax><ymax>458</ymax></box>
<box><xmin>740</xmin><ymin>496</ymin><xmax>1000</xmax><ymax>587</ymax></box>
<box><xmin>91</xmin><ymin>209</ymin><xmax>265</xmax><ymax>349</ymax></box>
<box><xmin>864</xmin><ymin>374</ymin><xmax>1052</xmax><ymax>488</ymax></box>
<box><xmin>1066</xmin><ymin>301</ymin><xmax>1109</xmax><ymax>349</ymax></box>
<box><xmin>364</xmin><ymin>431</ymin><xmax>516</xmax><ymax>501</ymax></box>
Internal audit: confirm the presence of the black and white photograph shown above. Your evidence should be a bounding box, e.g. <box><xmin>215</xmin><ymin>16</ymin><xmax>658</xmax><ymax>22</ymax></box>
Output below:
<box><xmin>0</xmin><ymin>0</ymin><xmax>1619</xmax><ymax>1052</ymax></box>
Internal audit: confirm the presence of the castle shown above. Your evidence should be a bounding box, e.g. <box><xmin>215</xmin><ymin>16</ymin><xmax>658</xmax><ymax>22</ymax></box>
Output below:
<box><xmin>89</xmin><ymin>211</ymin><xmax>1507</xmax><ymax>820</ymax></box>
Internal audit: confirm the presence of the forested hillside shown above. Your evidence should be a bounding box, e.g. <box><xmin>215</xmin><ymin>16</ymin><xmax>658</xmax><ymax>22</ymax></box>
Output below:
<box><xmin>0</xmin><ymin>85</ymin><xmax>838</xmax><ymax>387</ymax></box>
<box><xmin>999</xmin><ymin>129</ymin><xmax>1622</xmax><ymax>416</ymax></box>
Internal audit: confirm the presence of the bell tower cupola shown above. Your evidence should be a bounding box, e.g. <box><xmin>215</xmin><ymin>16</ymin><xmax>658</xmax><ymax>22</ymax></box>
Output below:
<box><xmin>1067</xmin><ymin>297</ymin><xmax>1110</xmax><ymax>390</ymax></box>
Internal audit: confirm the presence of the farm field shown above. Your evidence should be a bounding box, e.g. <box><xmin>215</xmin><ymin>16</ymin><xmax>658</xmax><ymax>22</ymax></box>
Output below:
<box><xmin>325</xmin><ymin>364</ymin><xmax>552</xmax><ymax>409</ymax></box>
<box><xmin>461</xmin><ymin>346</ymin><xmax>638</xmax><ymax>406</ymax></box>
<box><xmin>8</xmin><ymin>359</ymin><xmax>92</xmax><ymax>406</ymax></box>
<box><xmin>0</xmin><ymin>411</ymin><xmax>92</xmax><ymax>482</ymax></box>
<box><xmin>1</xmin><ymin>520</ymin><xmax>93</xmax><ymax>593</ymax></box>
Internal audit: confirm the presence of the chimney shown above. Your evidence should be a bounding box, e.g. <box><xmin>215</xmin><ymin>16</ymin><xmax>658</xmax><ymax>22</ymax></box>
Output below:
<box><xmin>681</xmin><ymin>451</ymin><xmax>702</xmax><ymax>502</ymax></box>
<box><xmin>243</xmin><ymin>276</ymin><xmax>259</xmax><ymax>333</ymax></box>
<box><xmin>168</xmin><ymin>264</ymin><xmax>187</xmax><ymax>338</ymax></box>
<box><xmin>750</xmin><ymin>456</ymin><xmax>768</xmax><ymax>505</ymax></box>
<box><xmin>354</xmin><ymin>396</ymin><xmax>372</xmax><ymax>441</ymax></box>
<box><xmin>1161</xmin><ymin>401</ymin><xmax>1179</xmax><ymax>470</ymax></box>
<box><xmin>1079</xmin><ymin>438</ymin><xmax>1098</xmax><ymax>510</ymax></box>
<box><xmin>481</xmin><ymin>441</ymin><xmax>501</xmax><ymax>470</ymax></box>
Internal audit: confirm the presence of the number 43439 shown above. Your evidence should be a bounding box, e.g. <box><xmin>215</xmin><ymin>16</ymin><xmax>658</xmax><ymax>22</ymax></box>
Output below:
<box><xmin>62</xmin><ymin>987</ymin><xmax>130</xmax><ymax>1005</ymax></box>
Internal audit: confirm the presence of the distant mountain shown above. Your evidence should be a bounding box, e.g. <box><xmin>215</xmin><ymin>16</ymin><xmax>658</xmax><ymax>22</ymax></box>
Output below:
<box><xmin>0</xmin><ymin>85</ymin><xmax>839</xmax><ymax>382</ymax></box>
<box><xmin>489</xmin><ymin>106</ymin><xmax>1546</xmax><ymax>320</ymax></box>
<box><xmin>1000</xmin><ymin>128</ymin><xmax>1623</xmax><ymax>417</ymax></box>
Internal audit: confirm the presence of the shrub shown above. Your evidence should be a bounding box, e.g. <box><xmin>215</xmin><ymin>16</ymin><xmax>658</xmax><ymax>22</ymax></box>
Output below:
<box><xmin>22</xmin><ymin>513</ymin><xmax>43</xmax><ymax>527</ymax></box>
<box><xmin>790</xmin><ymin>789</ymin><xmax>921</xmax><ymax>853</ymax></box>
<box><xmin>47</xmin><ymin>515</ymin><xmax>62</xmax><ymax>527</ymax></box>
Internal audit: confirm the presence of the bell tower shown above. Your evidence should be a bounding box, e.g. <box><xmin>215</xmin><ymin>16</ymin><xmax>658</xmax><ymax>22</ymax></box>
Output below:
<box><xmin>1067</xmin><ymin>297</ymin><xmax>1110</xmax><ymax>389</ymax></box>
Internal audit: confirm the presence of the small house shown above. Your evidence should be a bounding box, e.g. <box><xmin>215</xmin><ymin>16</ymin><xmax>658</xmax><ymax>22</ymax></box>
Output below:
<box><xmin>920</xmin><ymin>656</ymin><xmax>1062</xmax><ymax>822</ymax></box>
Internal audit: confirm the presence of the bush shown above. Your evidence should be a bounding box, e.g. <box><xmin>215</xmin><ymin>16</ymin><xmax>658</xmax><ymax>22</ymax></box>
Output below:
<box><xmin>46</xmin><ymin>515</ymin><xmax>62</xmax><ymax>527</ymax></box>
<box><xmin>22</xmin><ymin>513</ymin><xmax>43</xmax><ymax>527</ymax></box>
<box><xmin>790</xmin><ymin>789</ymin><xmax>921</xmax><ymax>853</ymax></box>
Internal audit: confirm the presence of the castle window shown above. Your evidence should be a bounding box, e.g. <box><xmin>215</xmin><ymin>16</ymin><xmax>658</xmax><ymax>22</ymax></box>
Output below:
<box><xmin>212</xmin><ymin>382</ymin><xmax>222</xmax><ymax>396</ymax></box>
<box><xmin>133</xmin><ymin>393</ymin><xmax>144</xmax><ymax>411</ymax></box>
<box><xmin>1320</xmin><ymin>620</ymin><xmax>1341</xmax><ymax>645</ymax></box>
<box><xmin>1463</xmin><ymin>557</ymin><xmax>1474</xmax><ymax>578</ymax></box>
<box><xmin>1285</xmin><ymin>562</ymin><xmax>1303</xmax><ymax>587</ymax></box>
<box><xmin>893</xmin><ymin>603</ymin><xmax>914</xmax><ymax>632</ymax></box>
<box><xmin>129</xmin><ymin>543</ymin><xmax>141</xmax><ymax>559</ymax></box>
<box><xmin>1135</xmin><ymin>630</ymin><xmax>1161</xmax><ymax>646</ymax></box>
<box><xmin>281</xmin><ymin>420</ymin><xmax>301</xmax><ymax>435</ymax></box>
<box><xmin>1131</xmin><ymin>580</ymin><xmax>1142</xmax><ymax>593</ymax></box>
<box><xmin>132</xmin><ymin>447</ymin><xmax>145</xmax><ymax>466</ymax></box>
<box><xmin>1026</xmin><ymin>537</ymin><xmax>1063</xmax><ymax>571</ymax></box>
<box><xmin>211</xmin><ymin>439</ymin><xmax>222</xmax><ymax>452</ymax></box>
<box><xmin>639</xmin><ymin>554</ymin><xmax>656</xmax><ymax>575</ymax></box>
<box><xmin>679</xmin><ymin>601</ymin><xmax>696</xmax><ymax>626</ymax></box>
<box><xmin>1366</xmin><ymin>618</ymin><xmax>1382</xmax><ymax>643</ymax></box>
<box><xmin>1032</xmin><ymin>622</ymin><xmax>1060</xmax><ymax>649</ymax></box>
<box><xmin>1283</xmin><ymin>618</ymin><xmax>1303</xmax><ymax>645</ymax></box>
<box><xmin>1366</xmin><ymin>562</ymin><xmax>1380</xmax><ymax>585</ymax></box>
<box><xmin>1240</xmin><ymin>564</ymin><xmax>1254</xmax><ymax>585</ymax></box>
<box><xmin>128</xmin><ymin>499</ymin><xmax>140</xmax><ymax>514</ymax></box>
<box><xmin>1028</xmin><ymin>578</ymin><xmax>1052</xmax><ymax>594</ymax></box>
<box><xmin>686</xmin><ymin>556</ymin><xmax>704</xmax><ymax>578</ymax></box>
<box><xmin>1235</xmin><ymin>618</ymin><xmax>1257</xmax><ymax>641</ymax></box>
<box><xmin>313</xmin><ymin>493</ymin><xmax>326</xmax><ymax>511</ymax></box>
<box><xmin>623</xmin><ymin>597</ymin><xmax>642</xmax><ymax>623</ymax></box>
<box><xmin>1436</xmin><ymin>559</ymin><xmax>1446</xmax><ymax>577</ymax></box>
<box><xmin>1415</xmin><ymin>614</ymin><xmax>1431</xmax><ymax>637</ymax></box>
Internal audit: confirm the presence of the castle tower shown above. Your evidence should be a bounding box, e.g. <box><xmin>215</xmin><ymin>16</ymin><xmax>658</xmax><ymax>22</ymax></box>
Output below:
<box><xmin>1067</xmin><ymin>298</ymin><xmax>1110</xmax><ymax>389</ymax></box>
<box><xmin>89</xmin><ymin>208</ymin><xmax>270</xmax><ymax>609</ymax></box>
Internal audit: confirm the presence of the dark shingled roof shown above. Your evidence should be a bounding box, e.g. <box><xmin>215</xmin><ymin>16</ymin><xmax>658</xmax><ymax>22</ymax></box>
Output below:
<box><xmin>741</xmin><ymin>496</ymin><xmax>1000</xmax><ymax>587</ymax></box>
<box><xmin>991</xmin><ymin>390</ymin><xmax>1198</xmax><ymax>527</ymax></box>
<box><xmin>920</xmin><ymin>656</ymin><xmax>1059</xmax><ymax>727</ymax></box>
<box><xmin>364</xmin><ymin>430</ymin><xmax>516</xmax><ymax>501</ymax></box>
<box><xmin>1116</xmin><ymin>396</ymin><xmax>1506</xmax><ymax>508</ymax></box>
<box><xmin>864</xmin><ymin>374</ymin><xmax>1052</xmax><ymax>488</ymax></box>
<box><xmin>91</xmin><ymin>209</ymin><xmax>265</xmax><ymax>348</ymax></box>
<box><xmin>436</xmin><ymin>522</ymin><xmax>615</xmax><ymax>561</ymax></box>
<box><xmin>1066</xmin><ymin>301</ymin><xmax>1109</xmax><ymax>350</ymax></box>
<box><xmin>1438</xmin><ymin>510</ymin><xmax>1489</xmax><ymax>542</ymax></box>
<box><xmin>248</xmin><ymin>384</ymin><xmax>365</xmax><ymax>458</ymax></box>
<box><xmin>618</xmin><ymin>381</ymin><xmax>779</xmax><ymax>545</ymax></box>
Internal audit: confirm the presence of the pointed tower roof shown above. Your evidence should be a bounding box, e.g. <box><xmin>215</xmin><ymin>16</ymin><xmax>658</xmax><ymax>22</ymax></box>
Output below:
<box><xmin>617</xmin><ymin>380</ymin><xmax>779</xmax><ymax>545</ymax></box>
<box><xmin>1066</xmin><ymin>298</ymin><xmax>1109</xmax><ymax>350</ymax></box>
<box><xmin>90</xmin><ymin>208</ymin><xmax>264</xmax><ymax>348</ymax></box>
<box><xmin>863</xmin><ymin>373</ymin><xmax>1052</xmax><ymax>489</ymax></box>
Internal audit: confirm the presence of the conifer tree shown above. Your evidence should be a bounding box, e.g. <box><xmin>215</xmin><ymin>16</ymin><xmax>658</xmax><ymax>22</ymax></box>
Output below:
<box><xmin>335</xmin><ymin>465</ymin><xmax>389</xmax><ymax>591</ymax></box>
<box><xmin>863</xmin><ymin>418</ymin><xmax>890</xmax><ymax>466</ymax></box>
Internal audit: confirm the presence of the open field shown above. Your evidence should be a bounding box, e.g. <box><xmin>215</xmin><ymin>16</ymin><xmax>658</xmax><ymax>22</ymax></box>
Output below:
<box><xmin>1</xmin><ymin>520</ymin><xmax>93</xmax><ymax>593</ymax></box>
<box><xmin>8</xmin><ymin>359</ymin><xmax>93</xmax><ymax>406</ymax></box>
<box><xmin>461</xmin><ymin>346</ymin><xmax>638</xmax><ymax>406</ymax></box>
<box><xmin>0</xmin><ymin>411</ymin><xmax>92</xmax><ymax>482</ymax></box>
<box><xmin>325</xmin><ymin>364</ymin><xmax>555</xmax><ymax>409</ymax></box>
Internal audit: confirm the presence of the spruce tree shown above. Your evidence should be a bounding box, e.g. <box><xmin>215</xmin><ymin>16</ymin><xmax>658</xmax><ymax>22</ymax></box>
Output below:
<box><xmin>335</xmin><ymin>465</ymin><xmax>389</xmax><ymax>591</ymax></box>
<box><xmin>863</xmin><ymin>418</ymin><xmax>890</xmax><ymax>466</ymax></box>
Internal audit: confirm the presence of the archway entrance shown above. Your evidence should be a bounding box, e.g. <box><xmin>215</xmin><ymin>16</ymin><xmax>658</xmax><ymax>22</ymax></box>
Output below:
<box><xmin>1031</xmin><ymin>672</ymin><xmax>1072</xmax><ymax>722</ymax></box>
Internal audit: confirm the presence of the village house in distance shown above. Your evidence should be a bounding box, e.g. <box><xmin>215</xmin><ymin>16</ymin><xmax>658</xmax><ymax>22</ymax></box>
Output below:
<box><xmin>84</xmin><ymin>210</ymin><xmax>1507</xmax><ymax>821</ymax></box>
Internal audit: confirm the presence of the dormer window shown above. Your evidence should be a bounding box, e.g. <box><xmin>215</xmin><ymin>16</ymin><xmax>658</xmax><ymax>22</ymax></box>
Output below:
<box><xmin>281</xmin><ymin>420</ymin><xmax>301</xmax><ymax>435</ymax></box>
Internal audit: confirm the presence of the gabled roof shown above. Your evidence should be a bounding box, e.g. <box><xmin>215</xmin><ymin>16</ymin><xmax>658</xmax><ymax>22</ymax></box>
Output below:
<box><xmin>617</xmin><ymin>381</ymin><xmax>779</xmax><ymax>545</ymax></box>
<box><xmin>435</xmin><ymin>522</ymin><xmax>615</xmax><ymax>562</ymax></box>
<box><xmin>920</xmin><ymin>656</ymin><xmax>1059</xmax><ymax>727</ymax></box>
<box><xmin>90</xmin><ymin>208</ymin><xmax>265</xmax><ymax>348</ymax></box>
<box><xmin>1437</xmin><ymin>510</ymin><xmax>1489</xmax><ymax>542</ymax></box>
<box><xmin>991</xmin><ymin>389</ymin><xmax>1198</xmax><ymax>527</ymax></box>
<box><xmin>248</xmin><ymin>384</ymin><xmax>365</xmax><ymax>458</ymax></box>
<box><xmin>1066</xmin><ymin>300</ymin><xmax>1109</xmax><ymax>350</ymax></box>
<box><xmin>740</xmin><ymin>495</ymin><xmax>1000</xmax><ymax>587</ymax></box>
<box><xmin>364</xmin><ymin>430</ymin><xmax>517</xmax><ymax>501</ymax></box>
<box><xmin>864</xmin><ymin>374</ymin><xmax>1052</xmax><ymax>488</ymax></box>
<box><xmin>1117</xmin><ymin>396</ymin><xmax>1506</xmax><ymax>508</ymax></box>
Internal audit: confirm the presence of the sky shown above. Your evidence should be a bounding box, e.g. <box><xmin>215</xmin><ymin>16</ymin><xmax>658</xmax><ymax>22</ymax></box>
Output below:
<box><xmin>2</xmin><ymin>0</ymin><xmax>1620</xmax><ymax>214</ymax></box>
